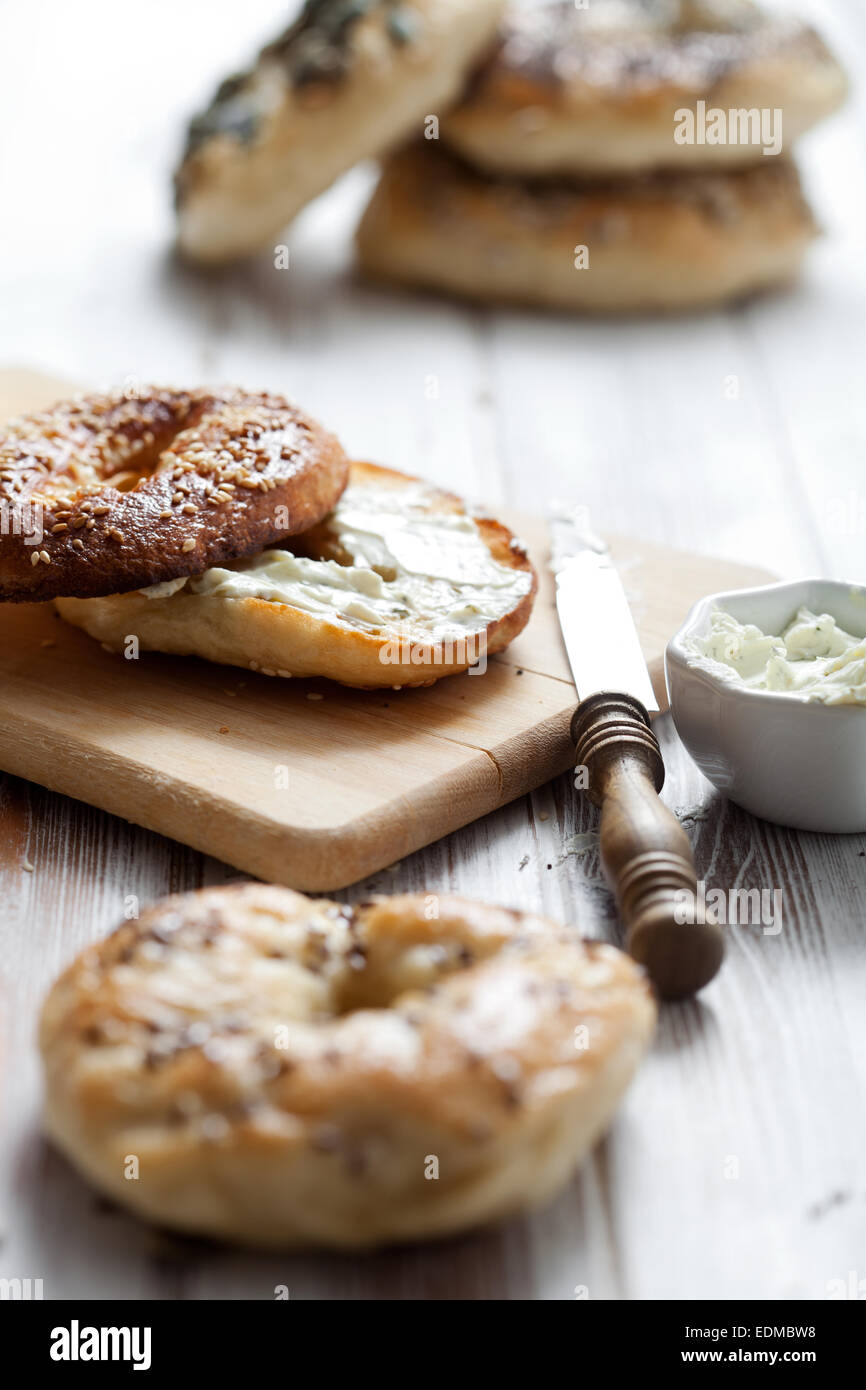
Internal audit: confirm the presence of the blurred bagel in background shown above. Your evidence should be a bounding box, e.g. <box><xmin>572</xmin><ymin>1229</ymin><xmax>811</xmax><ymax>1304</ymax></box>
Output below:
<box><xmin>442</xmin><ymin>0</ymin><xmax>848</xmax><ymax>178</ymax></box>
<box><xmin>40</xmin><ymin>885</ymin><xmax>656</xmax><ymax>1249</ymax></box>
<box><xmin>356</xmin><ymin>141</ymin><xmax>818</xmax><ymax>313</ymax></box>
<box><xmin>176</xmin><ymin>0</ymin><xmax>506</xmax><ymax>264</ymax></box>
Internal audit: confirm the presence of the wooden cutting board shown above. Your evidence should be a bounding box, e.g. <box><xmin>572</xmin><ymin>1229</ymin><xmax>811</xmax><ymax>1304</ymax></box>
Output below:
<box><xmin>0</xmin><ymin>370</ymin><xmax>773</xmax><ymax>889</ymax></box>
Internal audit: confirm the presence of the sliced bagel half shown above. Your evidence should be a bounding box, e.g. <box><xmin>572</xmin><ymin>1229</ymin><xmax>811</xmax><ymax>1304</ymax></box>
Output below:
<box><xmin>175</xmin><ymin>0</ymin><xmax>506</xmax><ymax>264</ymax></box>
<box><xmin>55</xmin><ymin>462</ymin><xmax>537</xmax><ymax>689</ymax></box>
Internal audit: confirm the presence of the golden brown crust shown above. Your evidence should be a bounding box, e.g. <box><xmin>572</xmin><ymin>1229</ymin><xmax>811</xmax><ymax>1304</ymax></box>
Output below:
<box><xmin>56</xmin><ymin>460</ymin><xmax>538</xmax><ymax>689</ymax></box>
<box><xmin>444</xmin><ymin>0</ymin><xmax>848</xmax><ymax>175</ymax></box>
<box><xmin>356</xmin><ymin>142</ymin><xmax>819</xmax><ymax>313</ymax></box>
<box><xmin>40</xmin><ymin>884</ymin><xmax>656</xmax><ymax>1248</ymax></box>
<box><xmin>0</xmin><ymin>388</ymin><xmax>349</xmax><ymax>601</ymax></box>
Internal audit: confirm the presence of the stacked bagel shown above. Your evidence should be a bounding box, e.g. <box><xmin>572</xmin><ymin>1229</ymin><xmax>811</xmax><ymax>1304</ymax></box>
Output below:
<box><xmin>175</xmin><ymin>0</ymin><xmax>846</xmax><ymax>312</ymax></box>
<box><xmin>358</xmin><ymin>0</ymin><xmax>848</xmax><ymax>311</ymax></box>
<box><xmin>0</xmin><ymin>386</ymin><xmax>536</xmax><ymax>688</ymax></box>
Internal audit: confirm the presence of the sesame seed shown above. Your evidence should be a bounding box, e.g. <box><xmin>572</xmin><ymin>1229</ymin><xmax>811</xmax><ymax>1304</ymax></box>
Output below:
<box><xmin>85</xmin><ymin>519</ymin><xmax>95</xmax><ymax>529</ymax></box>
<box><xmin>30</xmin><ymin>552</ymin><xmax>39</xmax><ymax>566</ymax></box>
<box><xmin>72</xmin><ymin>516</ymin><xmax>87</xmax><ymax>528</ymax></box>
<box><xmin>182</xmin><ymin>538</ymin><xmax>195</xmax><ymax>552</ymax></box>
<box><xmin>72</xmin><ymin>539</ymin><xmax>84</xmax><ymax>551</ymax></box>
<box><xmin>159</xmin><ymin>509</ymin><xmax>171</xmax><ymax>519</ymax></box>
<box><xmin>108</xmin><ymin>528</ymin><xmax>124</xmax><ymax>542</ymax></box>
<box><xmin>92</xmin><ymin>505</ymin><xmax>110</xmax><ymax>516</ymax></box>
<box><xmin>182</xmin><ymin>503</ymin><xmax>196</xmax><ymax>514</ymax></box>
<box><xmin>51</xmin><ymin>523</ymin><xmax>68</xmax><ymax>534</ymax></box>
<box><xmin>40</xmin><ymin>550</ymin><xmax>50</xmax><ymax>564</ymax></box>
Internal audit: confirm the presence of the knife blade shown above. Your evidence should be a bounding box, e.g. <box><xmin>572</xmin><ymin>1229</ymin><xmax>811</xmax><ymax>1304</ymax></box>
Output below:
<box><xmin>548</xmin><ymin>504</ymin><xmax>724</xmax><ymax>1000</ymax></box>
<box><xmin>554</xmin><ymin>554</ymin><xmax>658</xmax><ymax>714</ymax></box>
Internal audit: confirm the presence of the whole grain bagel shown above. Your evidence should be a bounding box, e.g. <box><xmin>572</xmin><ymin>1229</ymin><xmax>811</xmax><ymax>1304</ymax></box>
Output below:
<box><xmin>175</xmin><ymin>0</ymin><xmax>506</xmax><ymax>264</ymax></box>
<box><xmin>39</xmin><ymin>884</ymin><xmax>656</xmax><ymax>1249</ymax></box>
<box><xmin>55</xmin><ymin>460</ymin><xmax>538</xmax><ymax>688</ymax></box>
<box><xmin>356</xmin><ymin>142</ymin><xmax>818</xmax><ymax>313</ymax></box>
<box><xmin>0</xmin><ymin>388</ymin><xmax>349</xmax><ymax>602</ymax></box>
<box><xmin>443</xmin><ymin>0</ymin><xmax>848</xmax><ymax>177</ymax></box>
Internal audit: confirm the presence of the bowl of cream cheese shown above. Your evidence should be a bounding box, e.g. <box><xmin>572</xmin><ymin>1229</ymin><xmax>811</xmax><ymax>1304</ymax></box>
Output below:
<box><xmin>665</xmin><ymin>579</ymin><xmax>866</xmax><ymax>832</ymax></box>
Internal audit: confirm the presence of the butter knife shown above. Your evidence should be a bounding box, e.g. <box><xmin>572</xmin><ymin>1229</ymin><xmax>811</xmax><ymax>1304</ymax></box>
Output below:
<box><xmin>549</xmin><ymin>508</ymin><xmax>724</xmax><ymax>999</ymax></box>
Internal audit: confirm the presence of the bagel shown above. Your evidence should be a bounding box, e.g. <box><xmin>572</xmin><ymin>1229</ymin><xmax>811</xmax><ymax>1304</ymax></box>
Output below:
<box><xmin>39</xmin><ymin>884</ymin><xmax>656</xmax><ymax>1249</ymax></box>
<box><xmin>0</xmin><ymin>388</ymin><xmax>349</xmax><ymax>602</ymax></box>
<box><xmin>55</xmin><ymin>461</ymin><xmax>537</xmax><ymax>688</ymax></box>
<box><xmin>175</xmin><ymin>0</ymin><xmax>506</xmax><ymax>264</ymax></box>
<box><xmin>443</xmin><ymin>0</ymin><xmax>848</xmax><ymax>177</ymax></box>
<box><xmin>355</xmin><ymin>142</ymin><xmax>818</xmax><ymax>313</ymax></box>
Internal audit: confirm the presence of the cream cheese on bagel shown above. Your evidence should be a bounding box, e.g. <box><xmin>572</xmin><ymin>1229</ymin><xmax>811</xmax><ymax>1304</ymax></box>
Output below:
<box><xmin>143</xmin><ymin>481</ymin><xmax>531</xmax><ymax>642</ymax></box>
<box><xmin>56</xmin><ymin>462</ymin><xmax>537</xmax><ymax>688</ymax></box>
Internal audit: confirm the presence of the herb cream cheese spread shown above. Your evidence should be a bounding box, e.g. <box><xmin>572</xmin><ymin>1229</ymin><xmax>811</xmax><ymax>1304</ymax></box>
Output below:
<box><xmin>687</xmin><ymin>606</ymin><xmax>866</xmax><ymax>705</ymax></box>
<box><xmin>141</xmin><ymin>482</ymin><xmax>531</xmax><ymax>641</ymax></box>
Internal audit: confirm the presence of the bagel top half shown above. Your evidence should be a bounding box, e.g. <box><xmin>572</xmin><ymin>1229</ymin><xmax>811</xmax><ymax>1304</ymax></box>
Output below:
<box><xmin>55</xmin><ymin>461</ymin><xmax>538</xmax><ymax>689</ymax></box>
<box><xmin>443</xmin><ymin>0</ymin><xmax>848</xmax><ymax>176</ymax></box>
<box><xmin>0</xmin><ymin>388</ymin><xmax>348</xmax><ymax>602</ymax></box>
<box><xmin>175</xmin><ymin>0</ymin><xmax>506</xmax><ymax>264</ymax></box>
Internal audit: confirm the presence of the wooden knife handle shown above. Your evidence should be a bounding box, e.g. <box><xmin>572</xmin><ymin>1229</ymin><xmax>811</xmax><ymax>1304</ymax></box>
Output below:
<box><xmin>571</xmin><ymin>692</ymin><xmax>725</xmax><ymax>1000</ymax></box>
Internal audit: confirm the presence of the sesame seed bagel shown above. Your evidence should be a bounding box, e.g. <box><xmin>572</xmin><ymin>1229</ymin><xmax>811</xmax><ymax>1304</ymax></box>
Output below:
<box><xmin>39</xmin><ymin>884</ymin><xmax>656</xmax><ymax>1249</ymax></box>
<box><xmin>443</xmin><ymin>0</ymin><xmax>848</xmax><ymax>178</ymax></box>
<box><xmin>356</xmin><ymin>142</ymin><xmax>818</xmax><ymax>313</ymax></box>
<box><xmin>55</xmin><ymin>461</ymin><xmax>538</xmax><ymax>689</ymax></box>
<box><xmin>0</xmin><ymin>388</ymin><xmax>349</xmax><ymax>602</ymax></box>
<box><xmin>175</xmin><ymin>0</ymin><xmax>505</xmax><ymax>265</ymax></box>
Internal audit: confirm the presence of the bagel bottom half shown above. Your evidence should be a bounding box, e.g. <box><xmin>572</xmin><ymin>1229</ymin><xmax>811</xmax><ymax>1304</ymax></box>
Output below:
<box><xmin>39</xmin><ymin>886</ymin><xmax>656</xmax><ymax>1249</ymax></box>
<box><xmin>356</xmin><ymin>143</ymin><xmax>819</xmax><ymax>313</ymax></box>
<box><xmin>55</xmin><ymin>461</ymin><xmax>537</xmax><ymax>689</ymax></box>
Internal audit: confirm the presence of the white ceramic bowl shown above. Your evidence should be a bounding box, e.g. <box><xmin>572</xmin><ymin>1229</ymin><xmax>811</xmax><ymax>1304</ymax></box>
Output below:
<box><xmin>665</xmin><ymin>578</ymin><xmax>866</xmax><ymax>833</ymax></box>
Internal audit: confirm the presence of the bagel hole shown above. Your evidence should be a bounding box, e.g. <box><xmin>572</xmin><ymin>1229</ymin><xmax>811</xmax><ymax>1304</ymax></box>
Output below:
<box><xmin>332</xmin><ymin>941</ymin><xmax>479</xmax><ymax>1014</ymax></box>
<box><xmin>103</xmin><ymin>470</ymin><xmax>143</xmax><ymax>492</ymax></box>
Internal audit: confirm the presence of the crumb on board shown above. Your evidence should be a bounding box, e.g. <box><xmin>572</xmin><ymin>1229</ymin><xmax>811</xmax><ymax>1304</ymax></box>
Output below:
<box><xmin>518</xmin><ymin>854</ymin><xmax>530</xmax><ymax>871</ymax></box>
<box><xmin>23</xmin><ymin>859</ymin><xmax>35</xmax><ymax>873</ymax></box>
<box><xmin>218</xmin><ymin>725</ymin><xmax>230</xmax><ymax>734</ymax></box>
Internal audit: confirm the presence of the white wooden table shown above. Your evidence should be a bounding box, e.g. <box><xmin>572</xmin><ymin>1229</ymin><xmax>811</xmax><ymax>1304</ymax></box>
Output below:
<box><xmin>0</xmin><ymin>0</ymin><xmax>864</xmax><ymax>1300</ymax></box>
